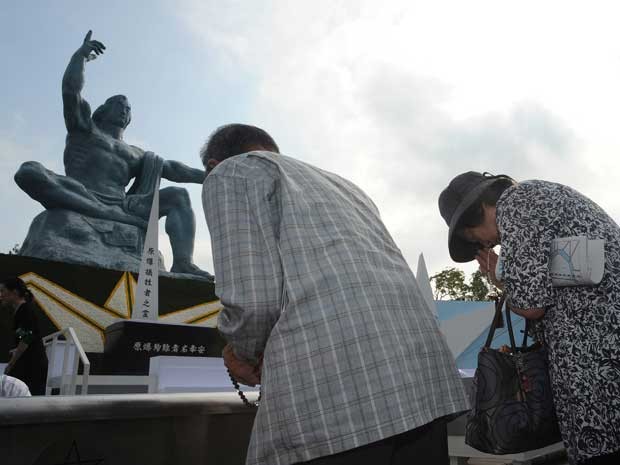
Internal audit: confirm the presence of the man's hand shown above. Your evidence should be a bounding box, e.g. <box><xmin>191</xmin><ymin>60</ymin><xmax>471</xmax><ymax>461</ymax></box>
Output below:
<box><xmin>78</xmin><ymin>30</ymin><xmax>106</xmax><ymax>61</ymax></box>
<box><xmin>222</xmin><ymin>344</ymin><xmax>261</xmax><ymax>387</ymax></box>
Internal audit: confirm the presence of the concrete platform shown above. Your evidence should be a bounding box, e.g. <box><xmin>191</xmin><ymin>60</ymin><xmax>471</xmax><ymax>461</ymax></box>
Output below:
<box><xmin>1</xmin><ymin>391</ymin><xmax>569</xmax><ymax>465</ymax></box>
<box><xmin>0</xmin><ymin>392</ymin><xmax>257</xmax><ymax>465</ymax></box>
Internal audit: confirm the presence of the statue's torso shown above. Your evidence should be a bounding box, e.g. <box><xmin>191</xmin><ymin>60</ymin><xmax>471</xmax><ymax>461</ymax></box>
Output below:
<box><xmin>64</xmin><ymin>128</ymin><xmax>143</xmax><ymax>199</ymax></box>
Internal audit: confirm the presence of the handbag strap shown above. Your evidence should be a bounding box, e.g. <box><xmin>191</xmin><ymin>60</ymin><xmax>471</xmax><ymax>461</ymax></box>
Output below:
<box><xmin>483</xmin><ymin>293</ymin><xmax>507</xmax><ymax>348</ymax></box>
<box><xmin>505</xmin><ymin>302</ymin><xmax>533</xmax><ymax>351</ymax></box>
<box><xmin>484</xmin><ymin>294</ymin><xmax>531</xmax><ymax>351</ymax></box>
<box><xmin>522</xmin><ymin>319</ymin><xmax>530</xmax><ymax>349</ymax></box>
<box><xmin>504</xmin><ymin>303</ymin><xmax>518</xmax><ymax>353</ymax></box>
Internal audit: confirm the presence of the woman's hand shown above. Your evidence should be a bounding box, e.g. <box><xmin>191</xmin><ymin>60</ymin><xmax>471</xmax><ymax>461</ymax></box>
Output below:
<box><xmin>475</xmin><ymin>248</ymin><xmax>503</xmax><ymax>289</ymax></box>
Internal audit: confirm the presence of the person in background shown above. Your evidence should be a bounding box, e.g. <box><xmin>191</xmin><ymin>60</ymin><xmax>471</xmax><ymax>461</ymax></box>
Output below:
<box><xmin>1</xmin><ymin>277</ymin><xmax>48</xmax><ymax>395</ymax></box>
<box><xmin>201</xmin><ymin>124</ymin><xmax>469</xmax><ymax>465</ymax></box>
<box><xmin>439</xmin><ymin>171</ymin><xmax>620</xmax><ymax>465</ymax></box>
<box><xmin>0</xmin><ymin>374</ymin><xmax>31</xmax><ymax>397</ymax></box>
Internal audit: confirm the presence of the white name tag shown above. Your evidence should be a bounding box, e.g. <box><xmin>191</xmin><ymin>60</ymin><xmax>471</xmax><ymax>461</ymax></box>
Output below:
<box><xmin>549</xmin><ymin>236</ymin><xmax>605</xmax><ymax>287</ymax></box>
<box><xmin>495</xmin><ymin>236</ymin><xmax>605</xmax><ymax>287</ymax></box>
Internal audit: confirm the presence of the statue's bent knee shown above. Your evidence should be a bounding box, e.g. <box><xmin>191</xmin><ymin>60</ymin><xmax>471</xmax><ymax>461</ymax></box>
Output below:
<box><xmin>166</xmin><ymin>186</ymin><xmax>192</xmax><ymax>208</ymax></box>
<box><xmin>14</xmin><ymin>161</ymin><xmax>46</xmax><ymax>190</ymax></box>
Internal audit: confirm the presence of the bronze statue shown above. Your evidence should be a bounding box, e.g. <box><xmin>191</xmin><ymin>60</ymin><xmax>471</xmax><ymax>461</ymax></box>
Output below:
<box><xmin>15</xmin><ymin>31</ymin><xmax>211</xmax><ymax>279</ymax></box>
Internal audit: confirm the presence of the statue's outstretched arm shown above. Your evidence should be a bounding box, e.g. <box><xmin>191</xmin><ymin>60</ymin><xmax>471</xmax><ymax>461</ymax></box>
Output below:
<box><xmin>162</xmin><ymin>160</ymin><xmax>206</xmax><ymax>184</ymax></box>
<box><xmin>62</xmin><ymin>31</ymin><xmax>105</xmax><ymax>132</ymax></box>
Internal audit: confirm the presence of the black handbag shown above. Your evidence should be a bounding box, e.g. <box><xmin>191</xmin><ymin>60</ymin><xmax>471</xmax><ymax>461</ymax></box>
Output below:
<box><xmin>465</xmin><ymin>294</ymin><xmax>562</xmax><ymax>454</ymax></box>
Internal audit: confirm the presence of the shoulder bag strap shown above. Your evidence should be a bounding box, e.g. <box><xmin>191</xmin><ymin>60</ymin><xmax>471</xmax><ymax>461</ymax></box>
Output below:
<box><xmin>504</xmin><ymin>302</ymin><xmax>518</xmax><ymax>353</ymax></box>
<box><xmin>521</xmin><ymin>318</ymin><xmax>530</xmax><ymax>349</ymax></box>
<box><xmin>483</xmin><ymin>293</ymin><xmax>507</xmax><ymax>348</ymax></box>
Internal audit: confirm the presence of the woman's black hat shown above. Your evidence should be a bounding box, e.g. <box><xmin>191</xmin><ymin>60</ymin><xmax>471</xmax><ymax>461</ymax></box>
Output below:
<box><xmin>438</xmin><ymin>171</ymin><xmax>510</xmax><ymax>262</ymax></box>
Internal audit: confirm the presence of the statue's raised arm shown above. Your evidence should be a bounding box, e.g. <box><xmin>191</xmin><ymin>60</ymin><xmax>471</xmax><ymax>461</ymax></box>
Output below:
<box><xmin>62</xmin><ymin>30</ymin><xmax>106</xmax><ymax>133</ymax></box>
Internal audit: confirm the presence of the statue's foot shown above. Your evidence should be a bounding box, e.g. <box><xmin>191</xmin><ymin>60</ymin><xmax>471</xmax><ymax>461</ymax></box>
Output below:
<box><xmin>170</xmin><ymin>261</ymin><xmax>214</xmax><ymax>281</ymax></box>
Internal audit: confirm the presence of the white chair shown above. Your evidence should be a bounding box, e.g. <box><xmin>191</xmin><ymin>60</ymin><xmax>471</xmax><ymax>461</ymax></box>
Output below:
<box><xmin>43</xmin><ymin>328</ymin><xmax>87</xmax><ymax>395</ymax></box>
<box><xmin>43</xmin><ymin>327</ymin><xmax>151</xmax><ymax>395</ymax></box>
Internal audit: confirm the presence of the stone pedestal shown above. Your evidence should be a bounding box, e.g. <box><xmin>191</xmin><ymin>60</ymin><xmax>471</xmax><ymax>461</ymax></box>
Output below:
<box><xmin>0</xmin><ymin>254</ymin><xmax>221</xmax><ymax>363</ymax></box>
<box><xmin>103</xmin><ymin>320</ymin><xmax>226</xmax><ymax>375</ymax></box>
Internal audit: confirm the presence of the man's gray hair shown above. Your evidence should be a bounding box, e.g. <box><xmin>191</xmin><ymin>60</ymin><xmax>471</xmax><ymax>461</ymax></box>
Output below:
<box><xmin>200</xmin><ymin>124</ymin><xmax>279</xmax><ymax>166</ymax></box>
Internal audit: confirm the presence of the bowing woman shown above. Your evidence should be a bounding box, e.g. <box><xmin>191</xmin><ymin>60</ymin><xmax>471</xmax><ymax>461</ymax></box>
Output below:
<box><xmin>439</xmin><ymin>172</ymin><xmax>620</xmax><ymax>465</ymax></box>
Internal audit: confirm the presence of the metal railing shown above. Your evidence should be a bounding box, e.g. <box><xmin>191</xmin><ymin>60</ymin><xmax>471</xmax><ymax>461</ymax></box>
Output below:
<box><xmin>42</xmin><ymin>327</ymin><xmax>90</xmax><ymax>396</ymax></box>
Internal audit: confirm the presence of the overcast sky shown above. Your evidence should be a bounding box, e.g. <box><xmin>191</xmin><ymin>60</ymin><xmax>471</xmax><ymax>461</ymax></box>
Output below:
<box><xmin>3</xmin><ymin>1</ymin><xmax>620</xmax><ymax>280</ymax></box>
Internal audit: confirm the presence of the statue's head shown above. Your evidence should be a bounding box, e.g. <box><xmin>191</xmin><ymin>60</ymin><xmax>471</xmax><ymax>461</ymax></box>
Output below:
<box><xmin>93</xmin><ymin>95</ymin><xmax>132</xmax><ymax>129</ymax></box>
<box><xmin>200</xmin><ymin>124</ymin><xmax>279</xmax><ymax>174</ymax></box>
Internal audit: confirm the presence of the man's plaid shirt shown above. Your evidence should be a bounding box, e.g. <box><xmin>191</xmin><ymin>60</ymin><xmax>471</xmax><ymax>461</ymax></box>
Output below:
<box><xmin>203</xmin><ymin>152</ymin><xmax>468</xmax><ymax>465</ymax></box>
